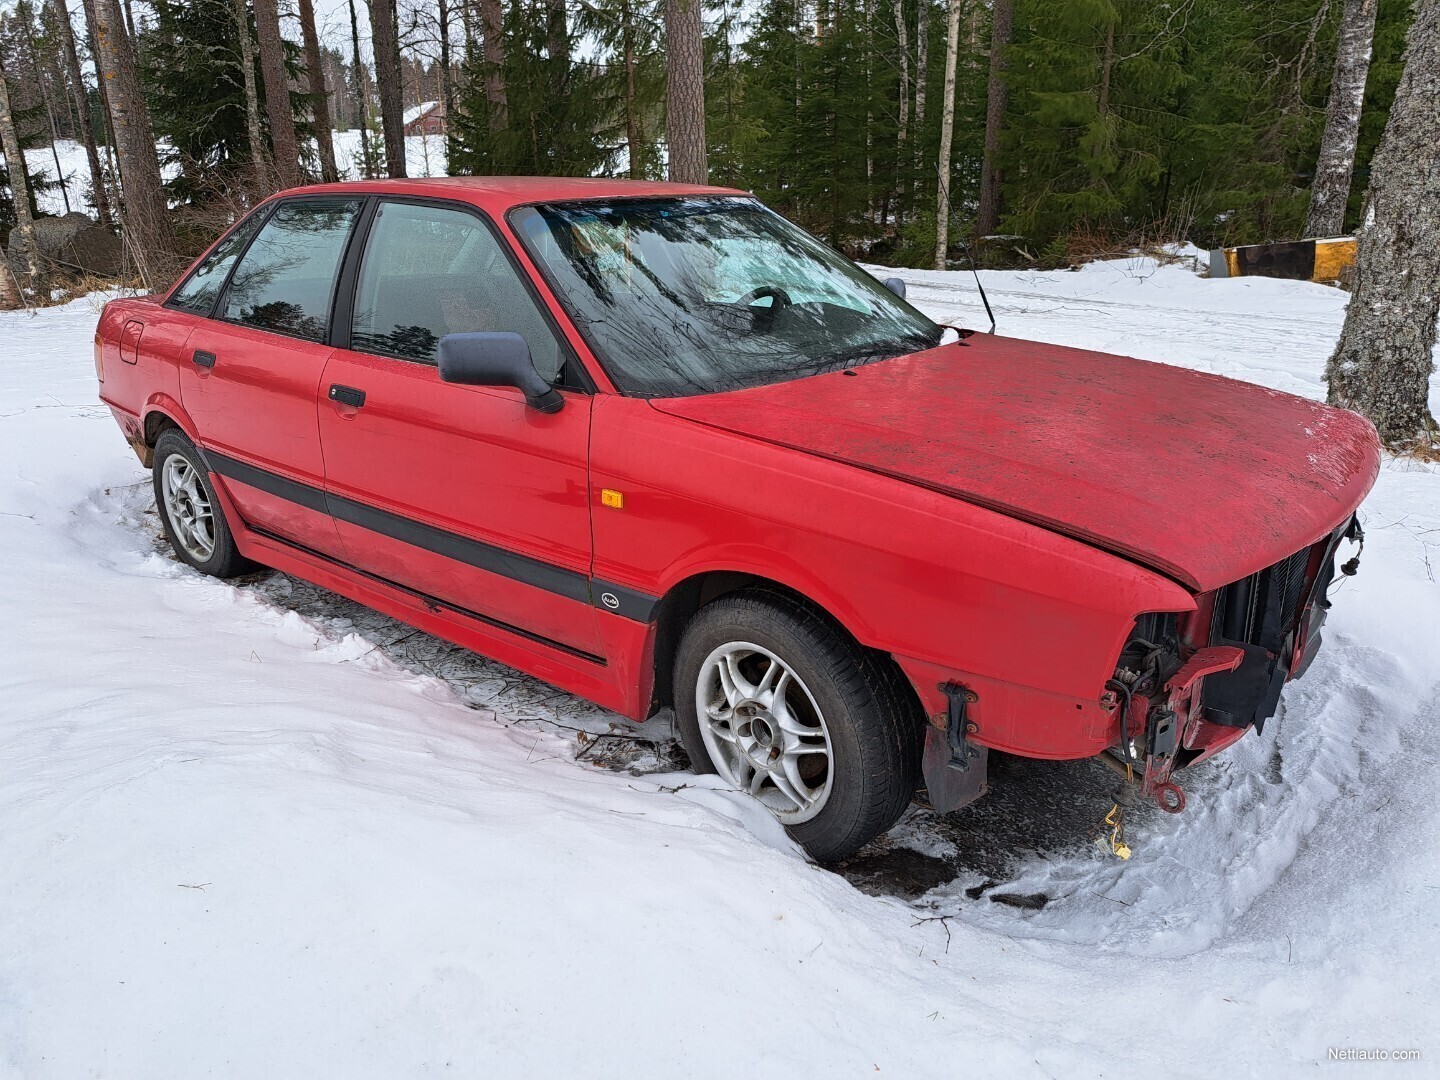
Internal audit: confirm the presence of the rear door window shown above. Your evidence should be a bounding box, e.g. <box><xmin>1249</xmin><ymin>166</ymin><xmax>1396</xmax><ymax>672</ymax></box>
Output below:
<box><xmin>222</xmin><ymin>198</ymin><xmax>364</xmax><ymax>342</ymax></box>
<box><xmin>349</xmin><ymin>200</ymin><xmax>567</xmax><ymax>382</ymax></box>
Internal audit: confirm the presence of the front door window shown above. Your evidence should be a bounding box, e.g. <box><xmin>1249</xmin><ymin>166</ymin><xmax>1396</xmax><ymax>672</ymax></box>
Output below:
<box><xmin>350</xmin><ymin>201</ymin><xmax>567</xmax><ymax>382</ymax></box>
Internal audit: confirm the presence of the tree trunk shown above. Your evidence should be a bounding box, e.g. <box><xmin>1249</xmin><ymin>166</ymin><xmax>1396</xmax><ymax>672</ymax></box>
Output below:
<box><xmin>546</xmin><ymin>0</ymin><xmax>568</xmax><ymax>68</ymax></box>
<box><xmin>1305</xmin><ymin>0</ymin><xmax>1379</xmax><ymax>238</ymax></box>
<box><xmin>297</xmin><ymin>0</ymin><xmax>338</xmax><ymax>183</ymax></box>
<box><xmin>665</xmin><ymin>0</ymin><xmax>707</xmax><ymax>184</ymax></box>
<box><xmin>973</xmin><ymin>0</ymin><xmax>1008</xmax><ymax>236</ymax></box>
<box><xmin>1325</xmin><ymin>0</ymin><xmax>1440</xmax><ymax>450</ymax></box>
<box><xmin>933</xmin><ymin>0</ymin><xmax>961</xmax><ymax>269</ymax></box>
<box><xmin>1097</xmin><ymin>15</ymin><xmax>1114</xmax><ymax>119</ymax></box>
<box><xmin>894</xmin><ymin>0</ymin><xmax>910</xmax><ymax>151</ymax></box>
<box><xmin>0</xmin><ymin>47</ymin><xmax>48</xmax><ymax>299</ymax></box>
<box><xmin>22</xmin><ymin>15</ymin><xmax>72</xmax><ymax>215</ymax></box>
<box><xmin>233</xmin><ymin>0</ymin><xmax>268</xmax><ymax>189</ymax></box>
<box><xmin>0</xmin><ymin>247</ymin><xmax>22</xmax><ymax>310</ymax></box>
<box><xmin>893</xmin><ymin>0</ymin><xmax>910</xmax><ymax>226</ymax></box>
<box><xmin>975</xmin><ymin>0</ymin><xmax>1010</xmax><ymax>238</ymax></box>
<box><xmin>90</xmin><ymin>0</ymin><xmax>175</xmax><ymax>284</ymax></box>
<box><xmin>437</xmin><ymin>0</ymin><xmax>454</xmax><ymax>125</ymax></box>
<box><xmin>479</xmin><ymin>0</ymin><xmax>507</xmax><ymax>133</ymax></box>
<box><xmin>367</xmin><ymin>0</ymin><xmax>407</xmax><ymax>176</ymax></box>
<box><xmin>623</xmin><ymin>0</ymin><xmax>640</xmax><ymax>178</ymax></box>
<box><xmin>253</xmin><ymin>0</ymin><xmax>299</xmax><ymax>188</ymax></box>
<box><xmin>51</xmin><ymin>0</ymin><xmax>114</xmax><ymax>225</ymax></box>
<box><xmin>347</xmin><ymin>0</ymin><xmax>375</xmax><ymax>178</ymax></box>
<box><xmin>81</xmin><ymin>0</ymin><xmax>125</xmax><ymax>207</ymax></box>
<box><xmin>914</xmin><ymin>0</ymin><xmax>928</xmax><ymax>184</ymax></box>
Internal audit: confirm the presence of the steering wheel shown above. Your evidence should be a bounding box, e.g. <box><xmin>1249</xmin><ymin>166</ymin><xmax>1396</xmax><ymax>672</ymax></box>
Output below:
<box><xmin>736</xmin><ymin>285</ymin><xmax>793</xmax><ymax>310</ymax></box>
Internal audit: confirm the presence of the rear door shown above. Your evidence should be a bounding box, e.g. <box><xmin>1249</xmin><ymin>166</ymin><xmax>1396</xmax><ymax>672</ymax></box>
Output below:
<box><xmin>179</xmin><ymin>196</ymin><xmax>365</xmax><ymax>557</ymax></box>
<box><xmin>317</xmin><ymin>197</ymin><xmax>603</xmax><ymax>657</ymax></box>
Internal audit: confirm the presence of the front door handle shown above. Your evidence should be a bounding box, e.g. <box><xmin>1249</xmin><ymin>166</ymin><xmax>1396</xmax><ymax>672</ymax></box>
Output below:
<box><xmin>192</xmin><ymin>349</ymin><xmax>216</xmax><ymax>368</ymax></box>
<box><xmin>328</xmin><ymin>384</ymin><xmax>366</xmax><ymax>408</ymax></box>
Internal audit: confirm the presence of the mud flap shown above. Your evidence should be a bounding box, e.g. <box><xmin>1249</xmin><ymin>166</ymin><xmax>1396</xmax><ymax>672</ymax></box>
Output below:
<box><xmin>922</xmin><ymin>725</ymin><xmax>989</xmax><ymax>815</ymax></box>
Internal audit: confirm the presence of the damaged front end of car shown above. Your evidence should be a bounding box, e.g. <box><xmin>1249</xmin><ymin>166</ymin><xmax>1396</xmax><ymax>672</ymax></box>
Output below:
<box><xmin>1099</xmin><ymin>514</ymin><xmax>1366</xmax><ymax>813</ymax></box>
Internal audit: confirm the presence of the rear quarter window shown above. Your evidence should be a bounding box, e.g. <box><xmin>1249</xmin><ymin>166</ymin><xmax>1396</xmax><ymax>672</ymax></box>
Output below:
<box><xmin>166</xmin><ymin>210</ymin><xmax>268</xmax><ymax>317</ymax></box>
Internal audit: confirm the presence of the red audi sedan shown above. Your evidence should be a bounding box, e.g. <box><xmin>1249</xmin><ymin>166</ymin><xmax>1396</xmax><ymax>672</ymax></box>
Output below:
<box><xmin>95</xmin><ymin>178</ymin><xmax>1378</xmax><ymax>861</ymax></box>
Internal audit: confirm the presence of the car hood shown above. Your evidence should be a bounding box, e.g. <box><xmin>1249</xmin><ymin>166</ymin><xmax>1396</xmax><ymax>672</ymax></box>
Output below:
<box><xmin>650</xmin><ymin>334</ymin><xmax>1380</xmax><ymax>592</ymax></box>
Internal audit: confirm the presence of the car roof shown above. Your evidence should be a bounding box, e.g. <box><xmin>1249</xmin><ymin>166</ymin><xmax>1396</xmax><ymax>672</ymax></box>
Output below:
<box><xmin>273</xmin><ymin>176</ymin><xmax>751</xmax><ymax>210</ymax></box>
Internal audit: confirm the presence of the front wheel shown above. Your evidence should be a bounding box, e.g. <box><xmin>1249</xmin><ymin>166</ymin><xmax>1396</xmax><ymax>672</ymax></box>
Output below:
<box><xmin>673</xmin><ymin>589</ymin><xmax>920</xmax><ymax>862</ymax></box>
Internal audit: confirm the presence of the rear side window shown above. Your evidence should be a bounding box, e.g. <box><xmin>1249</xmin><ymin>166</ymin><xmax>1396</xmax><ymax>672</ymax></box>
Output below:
<box><xmin>167</xmin><ymin>210</ymin><xmax>266</xmax><ymax>316</ymax></box>
<box><xmin>222</xmin><ymin>198</ymin><xmax>364</xmax><ymax>342</ymax></box>
<box><xmin>350</xmin><ymin>200</ymin><xmax>566</xmax><ymax>381</ymax></box>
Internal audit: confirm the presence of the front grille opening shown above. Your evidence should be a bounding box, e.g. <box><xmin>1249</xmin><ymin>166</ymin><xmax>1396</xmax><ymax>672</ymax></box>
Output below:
<box><xmin>1210</xmin><ymin>546</ymin><xmax>1314</xmax><ymax>652</ymax></box>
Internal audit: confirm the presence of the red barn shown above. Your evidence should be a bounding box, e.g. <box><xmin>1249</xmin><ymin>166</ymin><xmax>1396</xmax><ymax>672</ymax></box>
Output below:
<box><xmin>402</xmin><ymin>101</ymin><xmax>445</xmax><ymax>137</ymax></box>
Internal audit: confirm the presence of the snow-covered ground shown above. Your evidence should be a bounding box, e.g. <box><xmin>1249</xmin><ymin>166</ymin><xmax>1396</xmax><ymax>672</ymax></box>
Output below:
<box><xmin>2</xmin><ymin>259</ymin><xmax>1438</xmax><ymax>1077</ymax></box>
<box><xmin>25</xmin><ymin>134</ymin><xmax>449</xmax><ymax>217</ymax></box>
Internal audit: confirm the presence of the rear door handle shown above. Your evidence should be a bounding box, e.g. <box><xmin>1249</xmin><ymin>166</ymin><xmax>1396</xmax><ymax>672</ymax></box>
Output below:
<box><xmin>192</xmin><ymin>350</ymin><xmax>216</xmax><ymax>368</ymax></box>
<box><xmin>328</xmin><ymin>384</ymin><xmax>366</xmax><ymax>408</ymax></box>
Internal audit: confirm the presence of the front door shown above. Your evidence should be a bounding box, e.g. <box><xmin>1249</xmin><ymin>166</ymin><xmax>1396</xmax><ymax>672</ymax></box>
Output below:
<box><xmin>318</xmin><ymin>198</ymin><xmax>602</xmax><ymax>657</ymax></box>
<box><xmin>178</xmin><ymin>196</ymin><xmax>365</xmax><ymax>558</ymax></box>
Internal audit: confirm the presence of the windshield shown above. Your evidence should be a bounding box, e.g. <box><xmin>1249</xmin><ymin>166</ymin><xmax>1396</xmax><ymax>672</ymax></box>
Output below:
<box><xmin>510</xmin><ymin>197</ymin><xmax>941</xmax><ymax>396</ymax></box>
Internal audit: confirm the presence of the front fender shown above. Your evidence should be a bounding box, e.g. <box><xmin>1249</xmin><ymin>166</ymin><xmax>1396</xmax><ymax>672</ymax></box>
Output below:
<box><xmin>591</xmin><ymin>395</ymin><xmax>1195</xmax><ymax>758</ymax></box>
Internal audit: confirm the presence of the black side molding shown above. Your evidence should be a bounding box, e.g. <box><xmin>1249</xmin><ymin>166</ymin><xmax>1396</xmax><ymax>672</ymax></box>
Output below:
<box><xmin>200</xmin><ymin>449</ymin><xmax>662</xmax><ymax>624</ymax></box>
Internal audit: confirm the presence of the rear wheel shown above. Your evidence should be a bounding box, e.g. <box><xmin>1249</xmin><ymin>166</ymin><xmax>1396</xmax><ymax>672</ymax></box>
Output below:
<box><xmin>152</xmin><ymin>429</ymin><xmax>254</xmax><ymax>578</ymax></box>
<box><xmin>673</xmin><ymin>588</ymin><xmax>920</xmax><ymax>862</ymax></box>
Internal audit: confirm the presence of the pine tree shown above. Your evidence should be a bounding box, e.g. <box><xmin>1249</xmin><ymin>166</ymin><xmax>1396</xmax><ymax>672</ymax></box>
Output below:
<box><xmin>975</xmin><ymin>0</ymin><xmax>1009</xmax><ymax>238</ymax></box>
<box><xmin>297</xmin><ymin>0</ymin><xmax>338</xmax><ymax>183</ymax></box>
<box><xmin>253</xmin><ymin>0</ymin><xmax>298</xmax><ymax>187</ymax></box>
<box><xmin>665</xmin><ymin>0</ymin><xmax>707</xmax><ymax>182</ymax></box>
<box><xmin>449</xmin><ymin>0</ymin><xmax>612</xmax><ymax>177</ymax></box>
<box><xmin>367</xmin><ymin>0</ymin><xmax>407</xmax><ymax>176</ymax></box>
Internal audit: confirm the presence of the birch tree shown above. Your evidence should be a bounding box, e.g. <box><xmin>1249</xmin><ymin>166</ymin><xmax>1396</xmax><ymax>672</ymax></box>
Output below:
<box><xmin>0</xmin><ymin>248</ymin><xmax>21</xmax><ymax>309</ymax></box>
<box><xmin>0</xmin><ymin>45</ymin><xmax>47</xmax><ymax>299</ymax></box>
<box><xmin>1304</xmin><ymin>0</ymin><xmax>1379</xmax><ymax>237</ymax></box>
<box><xmin>893</xmin><ymin>0</ymin><xmax>909</xmax><ymax>222</ymax></box>
<box><xmin>233</xmin><ymin>0</ymin><xmax>268</xmax><ymax>189</ymax></box>
<box><xmin>1325</xmin><ymin>0</ymin><xmax>1440</xmax><ymax>450</ymax></box>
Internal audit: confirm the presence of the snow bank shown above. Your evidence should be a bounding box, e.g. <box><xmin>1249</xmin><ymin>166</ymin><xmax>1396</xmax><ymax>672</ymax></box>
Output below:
<box><xmin>2</xmin><ymin>265</ymin><xmax>1438</xmax><ymax>1077</ymax></box>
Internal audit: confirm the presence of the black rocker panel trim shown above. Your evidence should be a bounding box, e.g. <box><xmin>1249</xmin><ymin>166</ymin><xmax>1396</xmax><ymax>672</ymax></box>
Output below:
<box><xmin>202</xmin><ymin>449</ymin><xmax>661</xmax><ymax>624</ymax></box>
<box><xmin>247</xmin><ymin>524</ymin><xmax>607</xmax><ymax>665</ymax></box>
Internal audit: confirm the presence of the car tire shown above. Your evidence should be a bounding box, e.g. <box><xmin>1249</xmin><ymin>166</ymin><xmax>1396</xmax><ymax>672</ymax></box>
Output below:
<box><xmin>673</xmin><ymin>587</ymin><xmax>921</xmax><ymax>862</ymax></box>
<box><xmin>152</xmin><ymin>429</ymin><xmax>255</xmax><ymax>578</ymax></box>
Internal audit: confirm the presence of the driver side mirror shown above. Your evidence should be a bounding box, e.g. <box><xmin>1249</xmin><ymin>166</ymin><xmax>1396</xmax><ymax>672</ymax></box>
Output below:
<box><xmin>882</xmin><ymin>277</ymin><xmax>907</xmax><ymax>299</ymax></box>
<box><xmin>437</xmin><ymin>332</ymin><xmax>564</xmax><ymax>414</ymax></box>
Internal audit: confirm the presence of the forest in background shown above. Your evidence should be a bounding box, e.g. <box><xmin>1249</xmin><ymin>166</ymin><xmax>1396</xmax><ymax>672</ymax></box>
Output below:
<box><xmin>0</xmin><ymin>0</ymin><xmax>1418</xmax><ymax>275</ymax></box>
